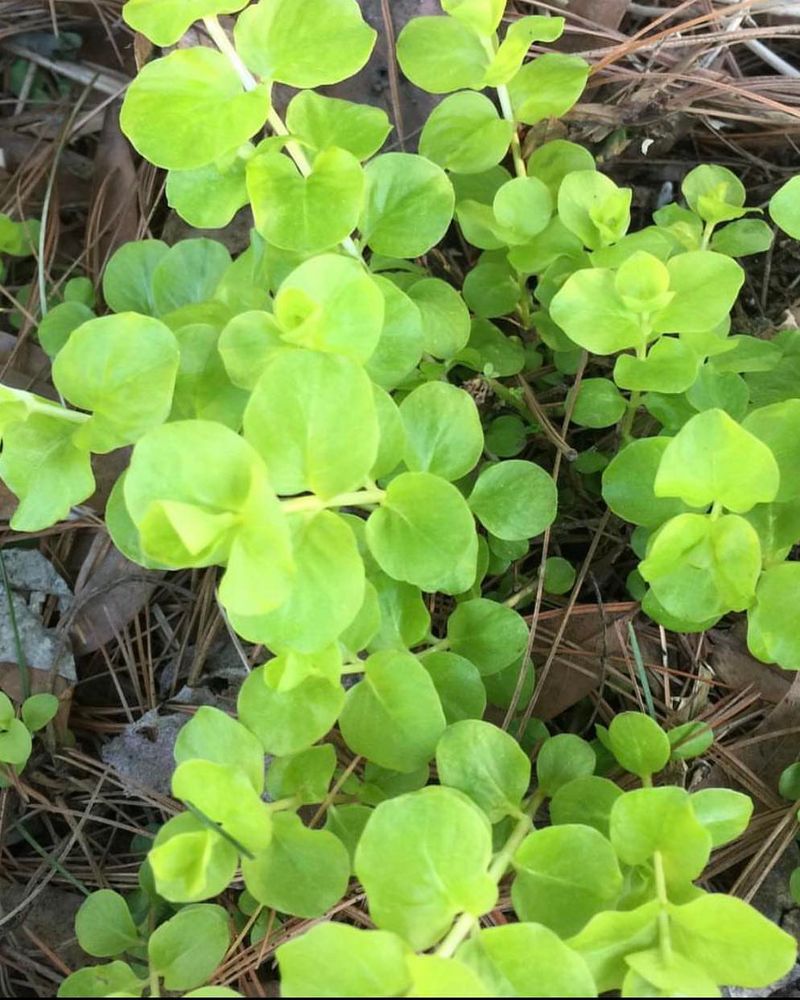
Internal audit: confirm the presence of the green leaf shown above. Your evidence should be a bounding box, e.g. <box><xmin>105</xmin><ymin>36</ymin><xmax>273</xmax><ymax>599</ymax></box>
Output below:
<box><xmin>396</xmin><ymin>16</ymin><xmax>489</xmax><ymax>94</ymax></box>
<box><xmin>357</xmin><ymin>762</ymin><xmax>429</xmax><ymax>807</ymax></box>
<box><xmin>0</xmin><ymin>214</ymin><xmax>39</xmax><ymax>256</ymax></box>
<box><xmin>469</xmin><ymin>460</ymin><xmax>557</xmax><ymax>541</ymax></box>
<box><xmin>482</xmin><ymin>656</ymin><xmax>535</xmax><ymax>711</ymax></box>
<box><xmin>682</xmin><ymin>164</ymin><xmax>746</xmax><ymax>225</ymax></box>
<box><xmin>607</xmin><ymin>712</ymin><xmax>670</xmax><ymax>780</ymax></box>
<box><xmin>74</xmin><ymin>889</ymin><xmax>140</xmax><ymax>958</ymax></box>
<box><xmin>462</xmin><ymin>264</ymin><xmax>520</xmax><ymax>321</ymax></box>
<box><xmin>485</xmin><ymin>15</ymin><xmax>566</xmax><ymax>87</ymax></box>
<box><xmin>711</xmin><ymin>218</ymin><xmax>773</xmax><ymax>257</ymax></box>
<box><xmin>0</xmin><ymin>716</ymin><xmax>29</xmax><ymax>766</ymax></box>
<box><xmin>238</xmin><ymin>656</ymin><xmax>345</xmax><ymax>756</ymax></box>
<box><xmin>668</xmin><ymin>720</ymin><xmax>713</xmax><ymax>760</ymax></box>
<box><xmin>549</xmin><ymin>776</ymin><xmax>622</xmax><ymax>837</ymax></box>
<box><xmin>148</xmin><ymin>813</ymin><xmax>238</xmax><ymax>903</ymax></box>
<box><xmin>405</xmin><ymin>954</ymin><xmax>490</xmax><ymax>997</ymax></box>
<box><xmin>571</xmin><ymin>378</ymin><xmax>626</xmax><ymax>429</ymax></box>
<box><xmin>447</xmin><ymin>598</ymin><xmax>528</xmax><ymax>677</ymax></box>
<box><xmin>407</xmin><ymin>278</ymin><xmax>471</xmax><ymax>359</ymax></box>
<box><xmin>243</xmin><ymin>349</ymin><xmax>377</xmax><ymax>498</ymax></box>
<box><xmin>242</xmin><ymin>812</ymin><xmax>350</xmax><ymax>917</ymax></box>
<box><xmin>493</xmin><ymin>176</ymin><xmax>553</xmax><ymax>244</ymax></box>
<box><xmin>366</xmin><ymin>472</ymin><xmax>478</xmax><ymax>595</ymax></box>
<box><xmin>780</xmin><ymin>763</ymin><xmax>800</xmax><ymax>801</ymax></box>
<box><xmin>420</xmin><ymin>92</ymin><xmax>513</xmax><ymax>175</ymax></box>
<box><xmin>124</xmin><ymin>422</ymin><xmax>292</xmax><ymax>612</ymax></box>
<box><xmin>653</xmin><ymin>251</ymin><xmax>744</xmax><ymax>335</ymax></box>
<box><xmin>366</xmin><ymin>277</ymin><xmax>425</xmax><ymax>388</ymax></box>
<box><xmin>286</xmin><ymin>91</ymin><xmax>391</xmax><ymax>161</ymax></box>
<box><xmin>512</xmin><ymin>824</ymin><xmax>622</xmax><ymax>936</ymax></box>
<box><xmin>37</xmin><ymin>301</ymin><xmax>94</xmax><ymax>359</ymax></box>
<box><xmin>536</xmin><ymin>733</ymin><xmax>596</xmax><ymax>797</ymax></box>
<box><xmin>102</xmin><ymin>239</ymin><xmax>168</xmax><ymax>315</ymax></box>
<box><xmin>609</xmin><ymin>786</ymin><xmax>712</xmax><ymax>888</ymax></box>
<box><xmin>368</xmin><ymin>574</ymin><xmax>431</xmax><ymax>652</ymax></box>
<box><xmin>654</xmin><ymin>408</ymin><xmax>779</xmax><ymax>512</ymax></box>
<box><xmin>669</xmin><ymin>894</ymin><xmax>797</xmax><ymax>988</ymax></box>
<box><xmin>400</xmin><ymin>381</ymin><xmax>483</xmax><ymax>481</ymax></box>
<box><xmin>436</xmin><ymin>719</ymin><xmax>530</xmax><ymax>822</ymax></box>
<box><xmin>172</xmin><ymin>759</ymin><xmax>273</xmax><ymax>854</ymax></box>
<box><xmin>369</xmin><ymin>385</ymin><xmax>404</xmax><ymax>482</ymax></box>
<box><xmin>169</xmin><ymin>322</ymin><xmax>247</xmax><ymax>429</ymax></box>
<box><xmin>235</xmin><ymin>0</ymin><xmax>376</xmax><ymax>87</ymax></box>
<box><xmin>640</xmin><ymin>513</ymin><xmax>761</xmax><ymax>621</ymax></box>
<box><xmin>123</xmin><ymin>0</ymin><xmax>249</xmax><ymax>46</ymax></box>
<box><xmin>148</xmin><ymin>905</ymin><xmax>230</xmax><ymax>991</ymax></box>
<box><xmin>360</xmin><ymin>154</ymin><xmax>455</xmax><ymax>258</ymax></box>
<box><xmin>507</xmin><ymin>53</ymin><xmax>589</xmax><ymax>125</ymax></box>
<box><xmin>0</xmin><ymin>414</ymin><xmax>94</xmax><ymax>532</ymax></box>
<box><xmin>120</xmin><ymin>47</ymin><xmax>271</xmax><ymax>170</ymax></box>
<box><xmin>457</xmin><ymin>924</ymin><xmax>596</xmax><ymax>997</ymax></box>
<box><xmin>769</xmin><ymin>175</ymin><xmax>800</xmax><ymax>239</ymax></box>
<box><xmin>529</xmin><ymin>140</ymin><xmax>595</xmax><ymax>198</ymax></box>
<box><xmin>748</xmin><ymin>562</ymin><xmax>800</xmax><ymax>670</ymax></box>
<box><xmin>419</xmin><ymin>651</ymin><xmax>486</xmax><ymax>724</ymax></box>
<box><xmin>20</xmin><ymin>693</ymin><xmax>58</xmax><ymax>733</ymax></box>
<box><xmin>614</xmin><ymin>338</ymin><xmax>699</xmax><ymax>394</ymax></box>
<box><xmin>278</xmin><ymin>923</ymin><xmax>411</xmax><ymax>998</ymax></box>
<box><xmin>686</xmin><ymin>366</ymin><xmax>749</xmax><ymax>420</ymax></box>
<box><xmin>166</xmin><ymin>148</ymin><xmax>250</xmax><ymax>229</ymax></box>
<box><xmin>218</xmin><ymin>311</ymin><xmax>286</xmax><ymax>390</ymax></box>
<box><xmin>325</xmin><ymin>804</ymin><xmax>373</xmax><ymax>865</ymax></box>
<box><xmin>442</xmin><ymin>0</ymin><xmax>505</xmax><ymax>36</ymax></box>
<box><xmin>690</xmin><ymin>788</ymin><xmax>753</xmax><ymax>847</ymax></box>
<box><xmin>275</xmin><ymin>253</ymin><xmax>384</xmax><ymax>363</ymax></box>
<box><xmin>602</xmin><ymin>437</ymin><xmax>693</xmax><ymax>528</ymax></box>
<box><xmin>623</xmin><ymin>949</ymin><xmax>720</xmax><ymax>997</ymax></box>
<box><xmin>461</xmin><ymin>318</ymin><xmax>526</xmax><ymax>374</ymax></box>
<box><xmin>568</xmin><ymin>906</ymin><xmax>659</xmax><ymax>993</ymax></box>
<box><xmin>154</xmin><ymin>239</ymin><xmax>232</xmax><ymax>317</ymax></box>
<box><xmin>557</xmin><ymin>170</ymin><xmax>631</xmax><ymax>250</ymax></box>
<box><xmin>355</xmin><ymin>786</ymin><xmax>497</xmax><ymax>950</ymax></box>
<box><xmin>743</xmin><ymin>399</ymin><xmax>800</xmax><ymax>503</ymax></box>
<box><xmin>550</xmin><ymin>268</ymin><xmax>643</xmax><ymax>355</ymax></box>
<box><xmin>228</xmin><ymin>511</ymin><xmax>364</xmax><ymax>653</ymax></box>
<box><xmin>57</xmin><ymin>961</ymin><xmax>144</xmax><ymax>998</ymax></box>
<box><xmin>542</xmin><ymin>557</ymin><xmax>577</xmax><ymax>598</ymax></box>
<box><xmin>339</xmin><ymin>650</ymin><xmax>446</xmax><ymax>773</ymax></box>
<box><xmin>247</xmin><ymin>148</ymin><xmax>364</xmax><ymax>253</ymax></box>
<box><xmin>266</xmin><ymin>745</ymin><xmax>335</xmax><ymax>804</ymax></box>
<box><xmin>51</xmin><ymin>313</ymin><xmax>179</xmax><ymax>453</ymax></box>
<box><xmin>174</xmin><ymin>705</ymin><xmax>265</xmax><ymax>794</ymax></box>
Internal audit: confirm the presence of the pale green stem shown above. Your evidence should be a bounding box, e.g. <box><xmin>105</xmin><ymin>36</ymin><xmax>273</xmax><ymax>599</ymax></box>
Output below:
<box><xmin>477</xmin><ymin>34</ymin><xmax>526</xmax><ymax>180</ymax></box>
<box><xmin>267</xmin><ymin>796</ymin><xmax>300</xmax><ymax>813</ymax></box>
<box><xmin>33</xmin><ymin>399</ymin><xmax>89</xmax><ymax>424</ymax></box>
<box><xmin>619</xmin><ymin>334</ymin><xmax>650</xmax><ymax>443</ymax></box>
<box><xmin>653</xmin><ymin>850</ymin><xmax>673</xmax><ymax>963</ymax></box>
<box><xmin>435</xmin><ymin>791</ymin><xmax>544</xmax><ymax>959</ymax></box>
<box><xmin>149</xmin><ymin>970</ymin><xmax>161</xmax><ymax>998</ymax></box>
<box><xmin>281</xmin><ymin>489</ymin><xmax>385</xmax><ymax>515</ymax></box>
<box><xmin>700</xmin><ymin>220</ymin><xmax>716</xmax><ymax>250</ymax></box>
<box><xmin>203</xmin><ymin>16</ymin><xmax>362</xmax><ymax>260</ymax></box>
<box><xmin>497</xmin><ymin>84</ymin><xmax>527</xmax><ymax>179</ymax></box>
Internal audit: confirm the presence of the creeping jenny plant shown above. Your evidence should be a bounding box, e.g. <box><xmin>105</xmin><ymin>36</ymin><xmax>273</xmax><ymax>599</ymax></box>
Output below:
<box><xmin>0</xmin><ymin>0</ymin><xmax>797</xmax><ymax>995</ymax></box>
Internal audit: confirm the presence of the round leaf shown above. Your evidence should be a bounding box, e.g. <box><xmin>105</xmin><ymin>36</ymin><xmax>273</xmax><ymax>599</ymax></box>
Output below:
<box><xmin>360</xmin><ymin>154</ymin><xmax>455</xmax><ymax>258</ymax></box>
<box><xmin>400</xmin><ymin>381</ymin><xmax>483</xmax><ymax>481</ymax></box>
<box><xmin>469</xmin><ymin>460</ymin><xmax>557</xmax><ymax>541</ymax></box>
<box><xmin>120</xmin><ymin>48</ymin><xmax>271</xmax><ymax>170</ymax></box>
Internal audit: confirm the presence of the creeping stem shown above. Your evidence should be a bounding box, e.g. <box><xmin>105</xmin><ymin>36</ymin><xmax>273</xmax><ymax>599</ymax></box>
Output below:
<box><xmin>281</xmin><ymin>489</ymin><xmax>386</xmax><ymax>514</ymax></box>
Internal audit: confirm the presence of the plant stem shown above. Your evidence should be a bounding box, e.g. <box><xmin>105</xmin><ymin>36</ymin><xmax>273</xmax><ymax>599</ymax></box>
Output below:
<box><xmin>653</xmin><ymin>850</ymin><xmax>673</xmax><ymax>963</ymax></box>
<box><xmin>149</xmin><ymin>970</ymin><xmax>161</xmax><ymax>998</ymax></box>
<box><xmin>203</xmin><ymin>16</ymin><xmax>363</xmax><ymax>262</ymax></box>
<box><xmin>281</xmin><ymin>489</ymin><xmax>386</xmax><ymax>515</ymax></box>
<box><xmin>434</xmin><ymin>790</ymin><xmax>544</xmax><ymax>959</ymax></box>
<box><xmin>497</xmin><ymin>84</ymin><xmax>527</xmax><ymax>179</ymax></box>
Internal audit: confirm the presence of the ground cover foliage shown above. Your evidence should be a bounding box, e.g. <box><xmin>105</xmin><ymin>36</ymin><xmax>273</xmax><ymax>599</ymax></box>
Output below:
<box><xmin>1</xmin><ymin>0</ymin><xmax>800</xmax><ymax>996</ymax></box>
